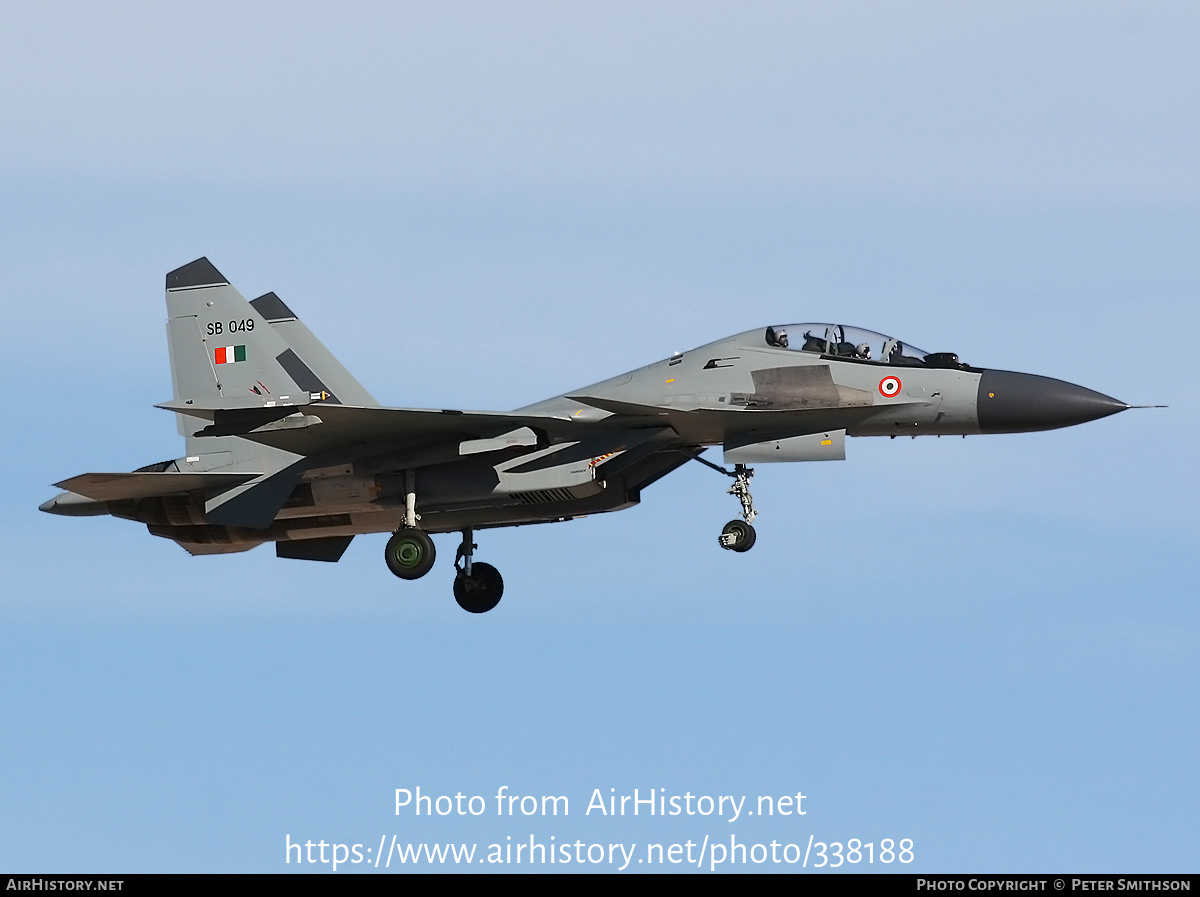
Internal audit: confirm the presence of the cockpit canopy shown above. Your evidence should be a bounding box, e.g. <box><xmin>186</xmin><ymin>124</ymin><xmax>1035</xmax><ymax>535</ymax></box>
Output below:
<box><xmin>764</xmin><ymin>324</ymin><xmax>931</xmax><ymax>366</ymax></box>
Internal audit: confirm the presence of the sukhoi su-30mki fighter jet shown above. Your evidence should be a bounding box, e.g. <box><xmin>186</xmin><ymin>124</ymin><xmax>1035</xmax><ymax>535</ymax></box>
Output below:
<box><xmin>42</xmin><ymin>258</ymin><xmax>1142</xmax><ymax>613</ymax></box>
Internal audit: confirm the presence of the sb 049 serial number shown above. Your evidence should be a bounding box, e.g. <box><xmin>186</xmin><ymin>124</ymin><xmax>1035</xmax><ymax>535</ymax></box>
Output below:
<box><xmin>206</xmin><ymin>319</ymin><xmax>255</xmax><ymax>336</ymax></box>
<box><xmin>809</xmin><ymin>838</ymin><xmax>913</xmax><ymax>867</ymax></box>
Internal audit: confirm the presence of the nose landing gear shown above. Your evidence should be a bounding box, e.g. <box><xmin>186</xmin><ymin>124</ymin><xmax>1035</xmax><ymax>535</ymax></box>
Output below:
<box><xmin>718</xmin><ymin>464</ymin><xmax>758</xmax><ymax>551</ymax></box>
<box><xmin>681</xmin><ymin>451</ymin><xmax>761</xmax><ymax>552</ymax></box>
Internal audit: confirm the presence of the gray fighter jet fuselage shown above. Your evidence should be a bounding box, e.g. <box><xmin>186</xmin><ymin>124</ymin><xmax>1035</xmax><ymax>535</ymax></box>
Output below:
<box><xmin>41</xmin><ymin>259</ymin><xmax>1136</xmax><ymax>612</ymax></box>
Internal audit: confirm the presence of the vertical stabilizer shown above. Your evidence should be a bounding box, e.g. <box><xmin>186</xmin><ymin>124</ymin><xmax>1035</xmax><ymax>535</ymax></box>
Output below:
<box><xmin>249</xmin><ymin>292</ymin><xmax>378</xmax><ymax>407</ymax></box>
<box><xmin>164</xmin><ymin>258</ymin><xmax>309</xmax><ymax>467</ymax></box>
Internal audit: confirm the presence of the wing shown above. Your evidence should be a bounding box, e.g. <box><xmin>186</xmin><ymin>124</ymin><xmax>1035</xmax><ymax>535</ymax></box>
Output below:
<box><xmin>156</xmin><ymin>401</ymin><xmax>635</xmax><ymax>457</ymax></box>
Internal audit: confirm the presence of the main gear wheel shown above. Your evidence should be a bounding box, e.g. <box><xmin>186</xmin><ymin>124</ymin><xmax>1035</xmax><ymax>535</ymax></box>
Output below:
<box><xmin>385</xmin><ymin>528</ymin><xmax>436</xmax><ymax>579</ymax></box>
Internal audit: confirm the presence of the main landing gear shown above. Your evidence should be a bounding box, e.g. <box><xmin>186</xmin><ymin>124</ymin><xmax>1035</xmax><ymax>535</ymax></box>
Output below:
<box><xmin>385</xmin><ymin>528</ymin><xmax>437</xmax><ymax>579</ymax></box>
<box><xmin>685</xmin><ymin>452</ymin><xmax>760</xmax><ymax>552</ymax></box>
<box><xmin>386</xmin><ymin>472</ymin><xmax>437</xmax><ymax>579</ymax></box>
<box><xmin>383</xmin><ymin>526</ymin><xmax>504</xmax><ymax>614</ymax></box>
<box><xmin>384</xmin><ymin>472</ymin><xmax>503</xmax><ymax>612</ymax></box>
<box><xmin>453</xmin><ymin>527</ymin><xmax>504</xmax><ymax>614</ymax></box>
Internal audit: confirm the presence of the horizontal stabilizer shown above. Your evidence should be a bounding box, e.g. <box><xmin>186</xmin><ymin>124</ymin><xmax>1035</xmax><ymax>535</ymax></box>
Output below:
<box><xmin>55</xmin><ymin>471</ymin><xmax>258</xmax><ymax>502</ymax></box>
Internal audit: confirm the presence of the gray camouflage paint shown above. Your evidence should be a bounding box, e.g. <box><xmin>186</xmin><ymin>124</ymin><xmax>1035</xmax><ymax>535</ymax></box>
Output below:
<box><xmin>41</xmin><ymin>259</ymin><xmax>1128</xmax><ymax>559</ymax></box>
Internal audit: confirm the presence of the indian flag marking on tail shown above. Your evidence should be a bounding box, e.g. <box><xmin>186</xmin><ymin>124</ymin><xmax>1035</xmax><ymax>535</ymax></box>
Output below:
<box><xmin>214</xmin><ymin>345</ymin><xmax>247</xmax><ymax>365</ymax></box>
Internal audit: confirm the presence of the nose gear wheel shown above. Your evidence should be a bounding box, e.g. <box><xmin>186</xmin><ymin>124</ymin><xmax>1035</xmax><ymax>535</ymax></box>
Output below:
<box><xmin>719</xmin><ymin>519</ymin><xmax>757</xmax><ymax>552</ymax></box>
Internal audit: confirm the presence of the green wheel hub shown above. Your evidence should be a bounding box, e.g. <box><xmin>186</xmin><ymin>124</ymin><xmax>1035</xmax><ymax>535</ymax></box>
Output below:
<box><xmin>392</xmin><ymin>538</ymin><xmax>423</xmax><ymax>567</ymax></box>
<box><xmin>385</xmin><ymin>528</ymin><xmax>436</xmax><ymax>580</ymax></box>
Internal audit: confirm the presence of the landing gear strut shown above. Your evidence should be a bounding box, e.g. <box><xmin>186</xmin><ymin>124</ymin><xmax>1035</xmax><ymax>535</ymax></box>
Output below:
<box><xmin>718</xmin><ymin>464</ymin><xmax>758</xmax><ymax>551</ymax></box>
<box><xmin>726</xmin><ymin>464</ymin><xmax>757</xmax><ymax>524</ymax></box>
<box><xmin>684</xmin><ymin>452</ymin><xmax>761</xmax><ymax>552</ymax></box>
<box><xmin>385</xmin><ymin>470</ymin><xmax>436</xmax><ymax>579</ymax></box>
<box><xmin>453</xmin><ymin>527</ymin><xmax>504</xmax><ymax>613</ymax></box>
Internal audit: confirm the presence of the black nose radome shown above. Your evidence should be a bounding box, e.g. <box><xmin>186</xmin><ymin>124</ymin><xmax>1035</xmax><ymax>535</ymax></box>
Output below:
<box><xmin>978</xmin><ymin>370</ymin><xmax>1127</xmax><ymax>434</ymax></box>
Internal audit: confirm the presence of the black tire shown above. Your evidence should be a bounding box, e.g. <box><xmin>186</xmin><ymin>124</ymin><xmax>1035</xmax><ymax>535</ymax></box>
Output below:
<box><xmin>453</xmin><ymin>562</ymin><xmax>504</xmax><ymax>613</ymax></box>
<box><xmin>385</xmin><ymin>529</ymin><xmax>436</xmax><ymax>580</ymax></box>
<box><xmin>719</xmin><ymin>520</ymin><xmax>757</xmax><ymax>553</ymax></box>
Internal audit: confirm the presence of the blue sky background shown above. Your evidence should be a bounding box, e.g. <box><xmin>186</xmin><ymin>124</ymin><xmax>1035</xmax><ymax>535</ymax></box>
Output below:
<box><xmin>1</xmin><ymin>2</ymin><xmax>1197</xmax><ymax>873</ymax></box>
